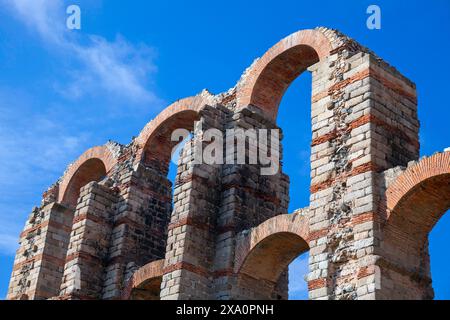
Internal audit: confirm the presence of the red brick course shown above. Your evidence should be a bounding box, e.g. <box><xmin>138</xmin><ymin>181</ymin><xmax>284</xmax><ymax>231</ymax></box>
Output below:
<box><xmin>386</xmin><ymin>152</ymin><xmax>450</xmax><ymax>216</ymax></box>
<box><xmin>58</xmin><ymin>146</ymin><xmax>117</xmax><ymax>207</ymax></box>
<box><xmin>237</xmin><ymin>29</ymin><xmax>333</xmax><ymax>120</ymax></box>
<box><xmin>122</xmin><ymin>260</ymin><xmax>164</xmax><ymax>300</ymax></box>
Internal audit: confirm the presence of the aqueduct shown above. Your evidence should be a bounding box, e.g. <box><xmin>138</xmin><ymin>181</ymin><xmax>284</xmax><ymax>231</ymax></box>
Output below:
<box><xmin>7</xmin><ymin>27</ymin><xmax>450</xmax><ymax>300</ymax></box>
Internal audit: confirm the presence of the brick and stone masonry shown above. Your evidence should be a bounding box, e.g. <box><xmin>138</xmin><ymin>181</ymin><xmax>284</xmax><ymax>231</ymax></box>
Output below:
<box><xmin>7</xmin><ymin>27</ymin><xmax>450</xmax><ymax>300</ymax></box>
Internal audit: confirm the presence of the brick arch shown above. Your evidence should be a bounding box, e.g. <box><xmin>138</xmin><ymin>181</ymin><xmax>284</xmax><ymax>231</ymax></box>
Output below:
<box><xmin>235</xmin><ymin>213</ymin><xmax>310</xmax><ymax>283</ymax></box>
<box><xmin>58</xmin><ymin>146</ymin><xmax>117</xmax><ymax>208</ymax></box>
<box><xmin>121</xmin><ymin>260</ymin><xmax>164</xmax><ymax>300</ymax></box>
<box><xmin>386</xmin><ymin>152</ymin><xmax>450</xmax><ymax>224</ymax></box>
<box><xmin>236</xmin><ymin>29</ymin><xmax>334</xmax><ymax>120</ymax></box>
<box><xmin>382</xmin><ymin>152</ymin><xmax>450</xmax><ymax>300</ymax></box>
<box><xmin>134</xmin><ymin>94</ymin><xmax>213</xmax><ymax>173</ymax></box>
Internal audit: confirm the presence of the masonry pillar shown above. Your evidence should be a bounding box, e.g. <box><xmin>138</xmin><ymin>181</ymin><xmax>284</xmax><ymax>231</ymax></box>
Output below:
<box><xmin>379</xmin><ymin>152</ymin><xmax>449</xmax><ymax>300</ymax></box>
<box><xmin>160</xmin><ymin>105</ymin><xmax>227</xmax><ymax>300</ymax></box>
<box><xmin>101</xmin><ymin>160</ymin><xmax>172</xmax><ymax>299</ymax></box>
<box><xmin>212</xmin><ymin>106</ymin><xmax>290</xmax><ymax>300</ymax></box>
<box><xmin>59</xmin><ymin>181</ymin><xmax>117</xmax><ymax>299</ymax></box>
<box><xmin>7</xmin><ymin>199</ymin><xmax>73</xmax><ymax>300</ymax></box>
<box><xmin>307</xmin><ymin>45</ymin><xmax>418</xmax><ymax>299</ymax></box>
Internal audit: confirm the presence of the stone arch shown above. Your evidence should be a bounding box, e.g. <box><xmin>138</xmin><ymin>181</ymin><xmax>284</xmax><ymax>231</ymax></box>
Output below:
<box><xmin>122</xmin><ymin>260</ymin><xmax>164</xmax><ymax>300</ymax></box>
<box><xmin>58</xmin><ymin>146</ymin><xmax>117</xmax><ymax>208</ymax></box>
<box><xmin>382</xmin><ymin>152</ymin><xmax>450</xmax><ymax>299</ymax></box>
<box><xmin>236</xmin><ymin>29</ymin><xmax>335</xmax><ymax>120</ymax></box>
<box><xmin>234</xmin><ymin>213</ymin><xmax>310</xmax><ymax>299</ymax></box>
<box><xmin>134</xmin><ymin>94</ymin><xmax>213</xmax><ymax>173</ymax></box>
<box><xmin>386</xmin><ymin>152</ymin><xmax>450</xmax><ymax>220</ymax></box>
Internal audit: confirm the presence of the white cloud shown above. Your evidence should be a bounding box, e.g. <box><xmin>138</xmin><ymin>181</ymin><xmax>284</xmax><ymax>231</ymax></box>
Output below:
<box><xmin>0</xmin><ymin>0</ymin><xmax>163</xmax><ymax>258</ymax></box>
<box><xmin>0</xmin><ymin>0</ymin><xmax>164</xmax><ymax>257</ymax></box>
<box><xmin>5</xmin><ymin>0</ymin><xmax>161</xmax><ymax>105</ymax></box>
<box><xmin>8</xmin><ymin>0</ymin><xmax>64</xmax><ymax>44</ymax></box>
<box><xmin>0</xmin><ymin>113</ymin><xmax>86</xmax><ymax>184</ymax></box>
<box><xmin>0</xmin><ymin>88</ymin><xmax>89</xmax><ymax>255</ymax></box>
<box><xmin>0</xmin><ymin>201</ymin><xmax>30</xmax><ymax>255</ymax></box>
<box><xmin>297</xmin><ymin>149</ymin><xmax>311</xmax><ymax>177</ymax></box>
<box><xmin>67</xmin><ymin>35</ymin><xmax>159</xmax><ymax>103</ymax></box>
<box><xmin>288</xmin><ymin>253</ymin><xmax>309</xmax><ymax>300</ymax></box>
<box><xmin>0</xmin><ymin>229</ymin><xmax>20</xmax><ymax>255</ymax></box>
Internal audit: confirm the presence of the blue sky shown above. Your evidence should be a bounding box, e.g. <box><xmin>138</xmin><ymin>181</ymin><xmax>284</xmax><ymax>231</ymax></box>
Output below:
<box><xmin>0</xmin><ymin>0</ymin><xmax>449</xmax><ymax>300</ymax></box>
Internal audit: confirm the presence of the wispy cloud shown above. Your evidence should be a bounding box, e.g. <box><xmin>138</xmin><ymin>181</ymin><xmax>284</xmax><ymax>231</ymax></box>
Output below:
<box><xmin>0</xmin><ymin>88</ymin><xmax>89</xmax><ymax>255</ymax></box>
<box><xmin>0</xmin><ymin>234</ymin><xmax>19</xmax><ymax>255</ymax></box>
<box><xmin>5</xmin><ymin>0</ymin><xmax>161</xmax><ymax>105</ymax></box>
<box><xmin>0</xmin><ymin>0</ymin><xmax>163</xmax><ymax>261</ymax></box>
<box><xmin>64</xmin><ymin>35</ymin><xmax>159</xmax><ymax>103</ymax></box>
<box><xmin>297</xmin><ymin>149</ymin><xmax>311</xmax><ymax>177</ymax></box>
<box><xmin>0</xmin><ymin>1</ymin><xmax>164</xmax><ymax>254</ymax></box>
<box><xmin>0</xmin><ymin>106</ymin><xmax>87</xmax><ymax>185</ymax></box>
<box><xmin>8</xmin><ymin>0</ymin><xmax>64</xmax><ymax>43</ymax></box>
<box><xmin>288</xmin><ymin>254</ymin><xmax>309</xmax><ymax>300</ymax></box>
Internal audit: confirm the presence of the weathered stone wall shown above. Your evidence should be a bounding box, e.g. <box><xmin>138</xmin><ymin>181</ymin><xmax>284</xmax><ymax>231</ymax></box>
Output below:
<box><xmin>306</xmin><ymin>43</ymin><xmax>419</xmax><ymax>300</ymax></box>
<box><xmin>377</xmin><ymin>153</ymin><xmax>450</xmax><ymax>299</ymax></box>
<box><xmin>213</xmin><ymin>106</ymin><xmax>290</xmax><ymax>300</ymax></box>
<box><xmin>59</xmin><ymin>181</ymin><xmax>117</xmax><ymax>299</ymax></box>
<box><xmin>7</xmin><ymin>27</ymin><xmax>449</xmax><ymax>300</ymax></box>
<box><xmin>7</xmin><ymin>203</ymin><xmax>73</xmax><ymax>300</ymax></box>
<box><xmin>101</xmin><ymin>163</ymin><xmax>172</xmax><ymax>299</ymax></box>
<box><xmin>160</xmin><ymin>104</ymin><xmax>227</xmax><ymax>300</ymax></box>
